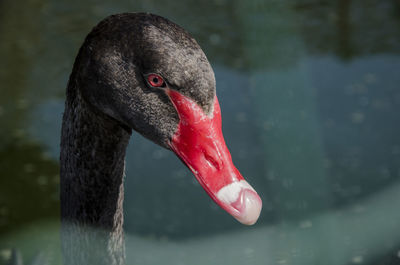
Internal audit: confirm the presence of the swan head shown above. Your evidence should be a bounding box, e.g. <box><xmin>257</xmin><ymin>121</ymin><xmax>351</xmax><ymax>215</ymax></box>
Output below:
<box><xmin>74</xmin><ymin>13</ymin><xmax>262</xmax><ymax>225</ymax></box>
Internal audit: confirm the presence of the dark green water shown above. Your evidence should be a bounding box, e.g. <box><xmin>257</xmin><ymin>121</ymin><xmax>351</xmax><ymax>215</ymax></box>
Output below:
<box><xmin>1</xmin><ymin>0</ymin><xmax>400</xmax><ymax>264</ymax></box>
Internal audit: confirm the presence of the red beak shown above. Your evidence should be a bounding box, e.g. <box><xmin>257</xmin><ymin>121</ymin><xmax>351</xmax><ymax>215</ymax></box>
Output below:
<box><xmin>166</xmin><ymin>89</ymin><xmax>262</xmax><ymax>225</ymax></box>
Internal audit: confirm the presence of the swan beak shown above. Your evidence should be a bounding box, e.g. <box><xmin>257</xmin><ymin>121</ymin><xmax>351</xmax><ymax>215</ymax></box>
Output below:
<box><xmin>166</xmin><ymin>89</ymin><xmax>262</xmax><ymax>225</ymax></box>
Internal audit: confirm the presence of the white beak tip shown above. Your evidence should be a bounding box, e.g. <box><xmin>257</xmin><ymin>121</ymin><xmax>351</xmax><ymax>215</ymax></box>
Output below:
<box><xmin>217</xmin><ymin>180</ymin><xmax>262</xmax><ymax>225</ymax></box>
<box><xmin>233</xmin><ymin>189</ymin><xmax>262</xmax><ymax>225</ymax></box>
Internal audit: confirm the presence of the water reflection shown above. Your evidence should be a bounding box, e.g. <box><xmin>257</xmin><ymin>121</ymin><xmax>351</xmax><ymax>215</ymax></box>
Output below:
<box><xmin>2</xmin><ymin>182</ymin><xmax>400</xmax><ymax>265</ymax></box>
<box><xmin>1</xmin><ymin>0</ymin><xmax>400</xmax><ymax>264</ymax></box>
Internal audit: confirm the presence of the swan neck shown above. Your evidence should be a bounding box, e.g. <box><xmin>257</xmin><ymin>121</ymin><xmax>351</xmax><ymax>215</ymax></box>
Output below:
<box><xmin>60</xmin><ymin>84</ymin><xmax>131</xmax><ymax>265</ymax></box>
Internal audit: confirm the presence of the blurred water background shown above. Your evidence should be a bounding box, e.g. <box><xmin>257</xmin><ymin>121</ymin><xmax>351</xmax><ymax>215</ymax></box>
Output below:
<box><xmin>1</xmin><ymin>0</ymin><xmax>400</xmax><ymax>264</ymax></box>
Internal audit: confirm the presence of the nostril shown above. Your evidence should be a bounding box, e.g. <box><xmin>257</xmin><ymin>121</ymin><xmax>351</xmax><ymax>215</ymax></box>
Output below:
<box><xmin>203</xmin><ymin>152</ymin><xmax>220</xmax><ymax>170</ymax></box>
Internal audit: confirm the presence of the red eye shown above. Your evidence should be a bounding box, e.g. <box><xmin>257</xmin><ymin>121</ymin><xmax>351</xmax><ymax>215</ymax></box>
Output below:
<box><xmin>147</xmin><ymin>74</ymin><xmax>165</xmax><ymax>87</ymax></box>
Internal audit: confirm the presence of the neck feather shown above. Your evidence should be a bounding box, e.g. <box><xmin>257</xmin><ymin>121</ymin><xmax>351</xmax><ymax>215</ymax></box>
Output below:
<box><xmin>60</xmin><ymin>82</ymin><xmax>131</xmax><ymax>265</ymax></box>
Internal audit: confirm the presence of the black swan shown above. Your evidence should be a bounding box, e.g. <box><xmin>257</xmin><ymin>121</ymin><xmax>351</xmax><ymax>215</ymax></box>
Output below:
<box><xmin>60</xmin><ymin>12</ymin><xmax>262</xmax><ymax>265</ymax></box>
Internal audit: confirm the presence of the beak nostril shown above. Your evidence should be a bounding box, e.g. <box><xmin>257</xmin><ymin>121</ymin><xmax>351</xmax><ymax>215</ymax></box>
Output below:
<box><xmin>203</xmin><ymin>152</ymin><xmax>220</xmax><ymax>170</ymax></box>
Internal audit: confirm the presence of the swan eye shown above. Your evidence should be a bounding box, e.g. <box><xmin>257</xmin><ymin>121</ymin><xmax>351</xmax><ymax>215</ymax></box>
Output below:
<box><xmin>147</xmin><ymin>74</ymin><xmax>165</xmax><ymax>88</ymax></box>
